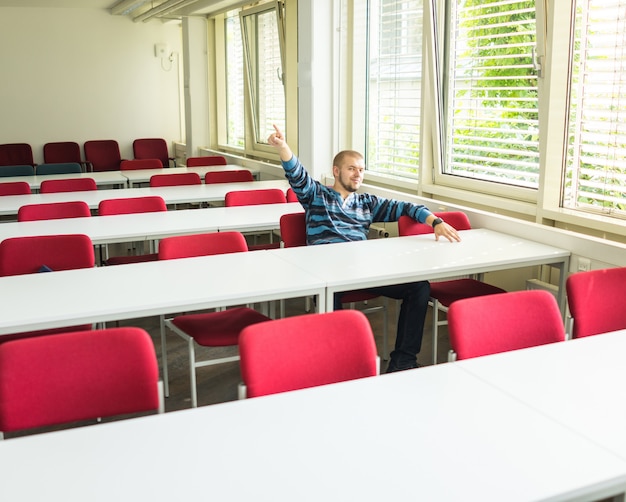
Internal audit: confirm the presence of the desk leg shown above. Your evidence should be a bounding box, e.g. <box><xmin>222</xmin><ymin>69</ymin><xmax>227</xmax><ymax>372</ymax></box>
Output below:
<box><xmin>556</xmin><ymin>256</ymin><xmax>570</xmax><ymax>320</ymax></box>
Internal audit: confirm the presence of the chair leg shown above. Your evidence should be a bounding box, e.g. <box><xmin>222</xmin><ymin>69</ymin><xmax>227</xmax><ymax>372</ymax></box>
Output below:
<box><xmin>159</xmin><ymin>315</ymin><xmax>170</xmax><ymax>398</ymax></box>
<box><xmin>432</xmin><ymin>299</ymin><xmax>439</xmax><ymax>365</ymax></box>
<box><xmin>188</xmin><ymin>339</ymin><xmax>198</xmax><ymax>408</ymax></box>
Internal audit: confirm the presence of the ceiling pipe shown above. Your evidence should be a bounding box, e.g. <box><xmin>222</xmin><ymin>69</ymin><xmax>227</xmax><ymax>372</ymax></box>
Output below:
<box><xmin>132</xmin><ymin>0</ymin><xmax>201</xmax><ymax>22</ymax></box>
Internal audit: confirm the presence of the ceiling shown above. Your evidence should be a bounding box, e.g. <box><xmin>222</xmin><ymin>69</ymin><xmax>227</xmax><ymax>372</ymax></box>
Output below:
<box><xmin>0</xmin><ymin>0</ymin><xmax>249</xmax><ymax>20</ymax></box>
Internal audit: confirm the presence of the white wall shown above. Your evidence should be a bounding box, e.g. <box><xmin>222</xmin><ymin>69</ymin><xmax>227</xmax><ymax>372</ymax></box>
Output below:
<box><xmin>0</xmin><ymin>7</ymin><xmax>182</xmax><ymax>163</ymax></box>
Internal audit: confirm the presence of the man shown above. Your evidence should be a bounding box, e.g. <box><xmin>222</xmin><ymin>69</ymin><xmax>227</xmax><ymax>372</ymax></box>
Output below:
<box><xmin>268</xmin><ymin>125</ymin><xmax>461</xmax><ymax>372</ymax></box>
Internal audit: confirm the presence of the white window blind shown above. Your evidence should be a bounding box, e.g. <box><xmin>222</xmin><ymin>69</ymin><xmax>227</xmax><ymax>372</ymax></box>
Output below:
<box><xmin>563</xmin><ymin>0</ymin><xmax>626</xmax><ymax>218</ymax></box>
<box><xmin>367</xmin><ymin>0</ymin><xmax>423</xmax><ymax>178</ymax></box>
<box><xmin>225</xmin><ymin>11</ymin><xmax>245</xmax><ymax>149</ymax></box>
<box><xmin>444</xmin><ymin>0</ymin><xmax>539</xmax><ymax>188</ymax></box>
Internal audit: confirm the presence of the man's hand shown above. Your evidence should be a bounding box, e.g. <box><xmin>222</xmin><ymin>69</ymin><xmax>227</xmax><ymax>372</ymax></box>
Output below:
<box><xmin>434</xmin><ymin>221</ymin><xmax>461</xmax><ymax>242</ymax></box>
<box><xmin>267</xmin><ymin>124</ymin><xmax>293</xmax><ymax>162</ymax></box>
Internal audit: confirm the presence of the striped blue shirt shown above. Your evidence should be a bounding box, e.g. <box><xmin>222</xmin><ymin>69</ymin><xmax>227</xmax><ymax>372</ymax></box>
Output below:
<box><xmin>282</xmin><ymin>155</ymin><xmax>433</xmax><ymax>245</ymax></box>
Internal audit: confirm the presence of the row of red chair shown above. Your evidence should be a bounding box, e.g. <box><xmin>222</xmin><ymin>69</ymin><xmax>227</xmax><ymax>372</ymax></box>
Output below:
<box><xmin>0</xmin><ymin>168</ymin><xmax>255</xmax><ymax>197</ymax></box>
<box><xmin>0</xmin><ymin>140</ymin><xmax>230</xmax><ymax>173</ymax></box>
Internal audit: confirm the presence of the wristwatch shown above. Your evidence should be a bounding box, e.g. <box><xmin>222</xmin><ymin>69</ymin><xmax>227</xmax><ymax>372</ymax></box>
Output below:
<box><xmin>431</xmin><ymin>217</ymin><xmax>444</xmax><ymax>228</ymax></box>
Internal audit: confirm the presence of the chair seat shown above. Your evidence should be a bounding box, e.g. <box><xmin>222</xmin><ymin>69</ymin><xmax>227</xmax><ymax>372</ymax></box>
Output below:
<box><xmin>429</xmin><ymin>278</ymin><xmax>506</xmax><ymax>307</ymax></box>
<box><xmin>171</xmin><ymin>307</ymin><xmax>271</xmax><ymax>346</ymax></box>
<box><xmin>0</xmin><ymin>325</ymin><xmax>92</xmax><ymax>343</ymax></box>
<box><xmin>105</xmin><ymin>253</ymin><xmax>159</xmax><ymax>266</ymax></box>
<box><xmin>340</xmin><ymin>290</ymin><xmax>380</xmax><ymax>303</ymax></box>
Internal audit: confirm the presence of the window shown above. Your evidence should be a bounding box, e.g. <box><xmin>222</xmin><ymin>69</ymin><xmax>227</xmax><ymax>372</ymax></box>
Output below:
<box><xmin>443</xmin><ymin>0</ymin><xmax>539</xmax><ymax>188</ymax></box>
<box><xmin>240</xmin><ymin>1</ymin><xmax>286</xmax><ymax>146</ymax></box>
<box><xmin>225</xmin><ymin>11</ymin><xmax>245</xmax><ymax>149</ymax></box>
<box><xmin>563</xmin><ymin>0</ymin><xmax>626</xmax><ymax>218</ymax></box>
<box><xmin>367</xmin><ymin>0</ymin><xmax>424</xmax><ymax>178</ymax></box>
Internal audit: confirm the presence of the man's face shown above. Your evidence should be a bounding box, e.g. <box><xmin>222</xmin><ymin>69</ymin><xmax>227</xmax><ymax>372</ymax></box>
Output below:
<box><xmin>334</xmin><ymin>155</ymin><xmax>365</xmax><ymax>193</ymax></box>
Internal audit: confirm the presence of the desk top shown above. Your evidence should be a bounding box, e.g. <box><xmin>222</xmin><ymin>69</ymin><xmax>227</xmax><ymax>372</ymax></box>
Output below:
<box><xmin>0</xmin><ymin>203</ymin><xmax>303</xmax><ymax>245</ymax></box>
<box><xmin>0</xmin><ymin>171</ymin><xmax>127</xmax><ymax>189</ymax></box>
<box><xmin>457</xmin><ymin>329</ymin><xmax>626</xmax><ymax>462</ymax></box>
<box><xmin>0</xmin><ymin>362</ymin><xmax>624</xmax><ymax>501</ymax></box>
<box><xmin>0</xmin><ymin>179</ymin><xmax>290</xmax><ymax>216</ymax></box>
<box><xmin>0</xmin><ymin>250</ymin><xmax>324</xmax><ymax>336</ymax></box>
<box><xmin>271</xmin><ymin>229</ymin><xmax>570</xmax><ymax>311</ymax></box>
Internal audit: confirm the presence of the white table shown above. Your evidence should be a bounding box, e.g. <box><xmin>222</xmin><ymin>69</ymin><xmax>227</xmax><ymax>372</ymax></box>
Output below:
<box><xmin>456</xmin><ymin>329</ymin><xmax>626</xmax><ymax>463</ymax></box>
<box><xmin>270</xmin><ymin>229</ymin><xmax>571</xmax><ymax>314</ymax></box>
<box><xmin>122</xmin><ymin>165</ymin><xmax>260</xmax><ymax>187</ymax></box>
<box><xmin>0</xmin><ymin>171</ymin><xmax>127</xmax><ymax>190</ymax></box>
<box><xmin>0</xmin><ymin>251</ymin><xmax>325</xmax><ymax>336</ymax></box>
<box><xmin>0</xmin><ymin>180</ymin><xmax>291</xmax><ymax>216</ymax></box>
<box><xmin>0</xmin><ymin>203</ymin><xmax>303</xmax><ymax>245</ymax></box>
<box><xmin>0</xmin><ymin>363</ymin><xmax>624</xmax><ymax>501</ymax></box>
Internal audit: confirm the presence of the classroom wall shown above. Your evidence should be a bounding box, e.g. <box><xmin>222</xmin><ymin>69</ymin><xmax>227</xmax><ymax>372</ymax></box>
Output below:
<box><xmin>0</xmin><ymin>7</ymin><xmax>182</xmax><ymax>163</ymax></box>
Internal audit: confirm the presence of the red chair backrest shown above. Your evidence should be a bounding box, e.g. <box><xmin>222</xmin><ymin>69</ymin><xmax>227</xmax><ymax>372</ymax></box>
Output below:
<box><xmin>39</xmin><ymin>178</ymin><xmax>97</xmax><ymax>193</ymax></box>
<box><xmin>0</xmin><ymin>234</ymin><xmax>94</xmax><ymax>276</ymax></box>
<box><xmin>186</xmin><ymin>156</ymin><xmax>227</xmax><ymax>167</ymax></box>
<box><xmin>98</xmin><ymin>196</ymin><xmax>167</xmax><ymax>216</ymax></box>
<box><xmin>0</xmin><ymin>327</ymin><xmax>160</xmax><ymax>433</ymax></box>
<box><xmin>158</xmin><ymin>231</ymin><xmax>249</xmax><ymax>260</ymax></box>
<box><xmin>566</xmin><ymin>267</ymin><xmax>626</xmax><ymax>338</ymax></box>
<box><xmin>17</xmin><ymin>201</ymin><xmax>91</xmax><ymax>222</ymax></box>
<box><xmin>84</xmin><ymin>140</ymin><xmax>122</xmax><ymax>172</ymax></box>
<box><xmin>280</xmin><ymin>212</ymin><xmax>307</xmax><ymax>248</ymax></box>
<box><xmin>398</xmin><ymin>211</ymin><xmax>471</xmax><ymax>236</ymax></box>
<box><xmin>0</xmin><ymin>181</ymin><xmax>31</xmax><ymax>196</ymax></box>
<box><xmin>43</xmin><ymin>141</ymin><xmax>83</xmax><ymax>164</ymax></box>
<box><xmin>204</xmin><ymin>170</ymin><xmax>254</xmax><ymax>184</ymax></box>
<box><xmin>286</xmin><ymin>187</ymin><xmax>299</xmax><ymax>202</ymax></box>
<box><xmin>149</xmin><ymin>172</ymin><xmax>201</xmax><ymax>187</ymax></box>
<box><xmin>133</xmin><ymin>138</ymin><xmax>170</xmax><ymax>167</ymax></box>
<box><xmin>239</xmin><ymin>310</ymin><xmax>379</xmax><ymax>398</ymax></box>
<box><xmin>120</xmin><ymin>158</ymin><xmax>163</xmax><ymax>170</ymax></box>
<box><xmin>447</xmin><ymin>290</ymin><xmax>565</xmax><ymax>360</ymax></box>
<box><xmin>225</xmin><ymin>188</ymin><xmax>287</xmax><ymax>207</ymax></box>
<box><xmin>0</xmin><ymin>143</ymin><xmax>34</xmax><ymax>167</ymax></box>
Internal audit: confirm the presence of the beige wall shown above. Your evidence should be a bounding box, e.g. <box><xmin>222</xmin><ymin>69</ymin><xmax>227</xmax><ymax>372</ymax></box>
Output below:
<box><xmin>0</xmin><ymin>7</ymin><xmax>183</xmax><ymax>163</ymax></box>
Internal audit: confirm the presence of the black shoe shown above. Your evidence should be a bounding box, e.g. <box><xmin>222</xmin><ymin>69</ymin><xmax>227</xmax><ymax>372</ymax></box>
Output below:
<box><xmin>385</xmin><ymin>360</ymin><xmax>419</xmax><ymax>373</ymax></box>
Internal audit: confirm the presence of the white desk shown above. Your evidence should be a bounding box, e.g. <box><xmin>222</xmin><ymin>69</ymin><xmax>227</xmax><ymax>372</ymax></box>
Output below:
<box><xmin>0</xmin><ymin>251</ymin><xmax>325</xmax><ymax>336</ymax></box>
<box><xmin>122</xmin><ymin>165</ymin><xmax>259</xmax><ymax>187</ymax></box>
<box><xmin>270</xmin><ymin>229</ymin><xmax>571</xmax><ymax>314</ymax></box>
<box><xmin>456</xmin><ymin>329</ymin><xmax>626</xmax><ymax>463</ymax></box>
<box><xmin>0</xmin><ymin>171</ymin><xmax>127</xmax><ymax>190</ymax></box>
<box><xmin>0</xmin><ymin>180</ymin><xmax>290</xmax><ymax>216</ymax></box>
<box><xmin>0</xmin><ymin>203</ymin><xmax>303</xmax><ymax>245</ymax></box>
<box><xmin>0</xmin><ymin>363</ymin><xmax>624</xmax><ymax>501</ymax></box>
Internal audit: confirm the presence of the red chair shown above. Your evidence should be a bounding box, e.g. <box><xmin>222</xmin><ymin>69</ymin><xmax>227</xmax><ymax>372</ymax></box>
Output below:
<box><xmin>83</xmin><ymin>140</ymin><xmax>123</xmax><ymax>172</ymax></box>
<box><xmin>225</xmin><ymin>188</ymin><xmax>287</xmax><ymax>250</ymax></box>
<box><xmin>0</xmin><ymin>181</ymin><xmax>31</xmax><ymax>196</ymax></box>
<box><xmin>447</xmin><ymin>290</ymin><xmax>566</xmax><ymax>361</ymax></box>
<box><xmin>566</xmin><ymin>267</ymin><xmax>626</xmax><ymax>338</ymax></box>
<box><xmin>149</xmin><ymin>172</ymin><xmax>201</xmax><ymax>187</ymax></box>
<box><xmin>0</xmin><ymin>234</ymin><xmax>95</xmax><ymax>341</ymax></box>
<box><xmin>158</xmin><ymin>231</ymin><xmax>271</xmax><ymax>407</ymax></box>
<box><xmin>398</xmin><ymin>211</ymin><xmax>506</xmax><ymax>364</ymax></box>
<box><xmin>286</xmin><ymin>187</ymin><xmax>299</xmax><ymax>202</ymax></box>
<box><xmin>0</xmin><ymin>144</ymin><xmax>34</xmax><ymax>167</ymax></box>
<box><xmin>120</xmin><ymin>158</ymin><xmax>163</xmax><ymax>170</ymax></box>
<box><xmin>186</xmin><ymin>155</ymin><xmax>227</xmax><ymax>167</ymax></box>
<box><xmin>0</xmin><ymin>327</ymin><xmax>162</xmax><ymax>438</ymax></box>
<box><xmin>238</xmin><ymin>310</ymin><xmax>380</xmax><ymax>399</ymax></box>
<box><xmin>133</xmin><ymin>138</ymin><xmax>174</xmax><ymax>167</ymax></box>
<box><xmin>17</xmin><ymin>201</ymin><xmax>91</xmax><ymax>222</ymax></box>
<box><xmin>98</xmin><ymin>196</ymin><xmax>167</xmax><ymax>265</ymax></box>
<box><xmin>39</xmin><ymin>177</ymin><xmax>97</xmax><ymax>194</ymax></box>
<box><xmin>279</xmin><ymin>212</ymin><xmax>389</xmax><ymax>357</ymax></box>
<box><xmin>204</xmin><ymin>170</ymin><xmax>254</xmax><ymax>184</ymax></box>
<box><xmin>43</xmin><ymin>141</ymin><xmax>88</xmax><ymax>171</ymax></box>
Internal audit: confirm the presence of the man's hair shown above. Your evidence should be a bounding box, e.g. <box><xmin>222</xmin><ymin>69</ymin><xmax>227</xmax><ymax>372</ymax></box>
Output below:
<box><xmin>333</xmin><ymin>150</ymin><xmax>363</xmax><ymax>169</ymax></box>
